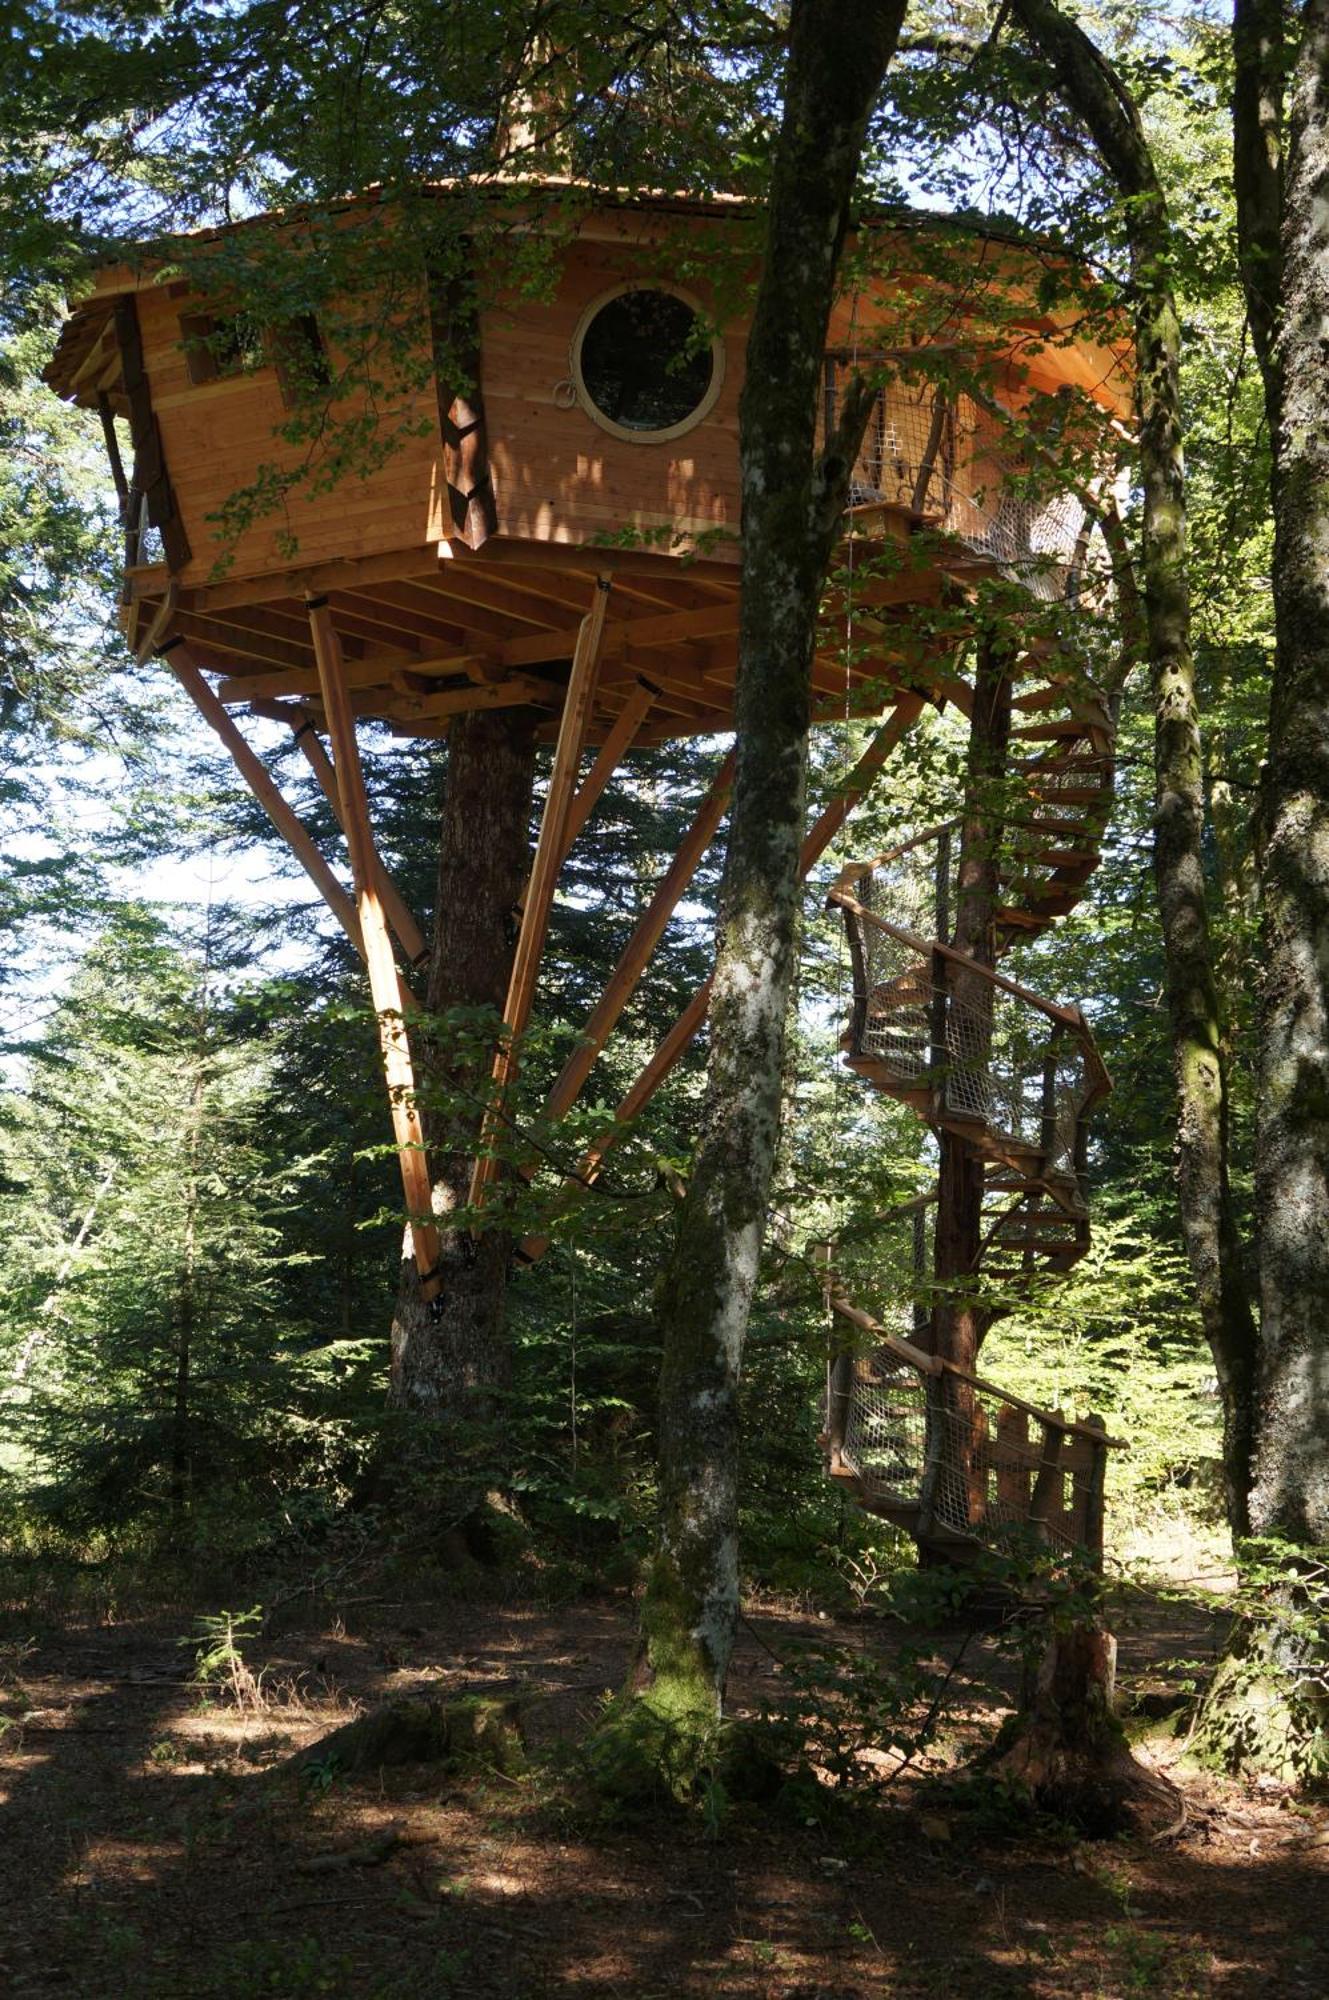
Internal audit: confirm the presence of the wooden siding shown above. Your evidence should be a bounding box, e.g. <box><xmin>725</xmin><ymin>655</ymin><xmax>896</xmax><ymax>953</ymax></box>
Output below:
<box><xmin>135</xmin><ymin>278</ymin><xmax>448</xmax><ymax>590</ymax></box>
<box><xmin>482</xmin><ymin>239</ymin><xmax>747</xmax><ymax>560</ymax></box>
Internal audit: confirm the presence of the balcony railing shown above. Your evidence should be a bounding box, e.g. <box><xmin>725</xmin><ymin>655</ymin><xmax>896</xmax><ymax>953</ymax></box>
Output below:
<box><xmin>820</xmin><ymin>354</ymin><xmax>1098</xmax><ymax>603</ymax></box>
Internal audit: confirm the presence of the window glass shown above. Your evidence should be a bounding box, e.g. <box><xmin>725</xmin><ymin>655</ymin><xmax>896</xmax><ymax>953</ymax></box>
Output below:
<box><xmin>578</xmin><ymin>289</ymin><xmax>714</xmax><ymax>434</ymax></box>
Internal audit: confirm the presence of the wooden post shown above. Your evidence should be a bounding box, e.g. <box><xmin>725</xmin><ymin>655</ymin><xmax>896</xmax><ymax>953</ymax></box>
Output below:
<box><xmin>559</xmin><ymin>680</ymin><xmax>655</xmax><ymax>858</ymax></box>
<box><xmin>910</xmin><ymin>393</ymin><xmax>950</xmax><ymax>514</ymax></box>
<box><xmin>468</xmin><ymin>576</ymin><xmax>611</xmax><ymax>1209</ymax></box>
<box><xmin>995</xmin><ymin>1403</ymin><xmax>1032</xmax><ymax>1519</ymax></box>
<box><xmin>287</xmin><ymin>715</ymin><xmax>429</xmax><ymax>971</ymax></box>
<box><xmin>165</xmin><ymin>641</ymin><xmax>365</xmax><ymax>961</ymax></box>
<box><xmin>306</xmin><ymin>598</ymin><xmax>441</xmax><ymax>1293</ymax></box>
<box><xmin>541</xmin><ymin>746</ymin><xmax>735</xmax><ymax>1124</ymax></box>
<box><xmin>1082</xmin><ymin>1413</ymin><xmax>1108</xmax><ymax>1568</ymax></box>
<box><xmin>1028</xmin><ymin>1419</ymin><xmax>1066</xmax><ymax>1540</ymax></box>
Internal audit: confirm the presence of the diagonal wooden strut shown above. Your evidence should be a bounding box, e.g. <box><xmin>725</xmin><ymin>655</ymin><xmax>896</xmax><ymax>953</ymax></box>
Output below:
<box><xmin>560</xmin><ymin>680</ymin><xmax>655</xmax><ymax>857</ymax></box>
<box><xmin>284</xmin><ymin>712</ymin><xmax>429</xmax><ymax>971</ymax></box>
<box><xmin>165</xmin><ymin>641</ymin><xmax>366</xmax><ymax>959</ymax></box>
<box><xmin>542</xmin><ymin>745</ymin><xmax>737</xmax><ymax>1125</ymax></box>
<box><xmin>306</xmin><ymin>597</ymin><xmax>442</xmax><ymax>1293</ymax></box>
<box><xmin>577</xmin><ymin>687</ymin><xmax>926</xmax><ymax>1168</ymax></box>
<box><xmin>468</xmin><ymin>576</ymin><xmax>612</xmax><ymax>1211</ymax></box>
<box><xmin>520</xmin><ymin>688</ymin><xmax>928</xmax><ymax>1260</ymax></box>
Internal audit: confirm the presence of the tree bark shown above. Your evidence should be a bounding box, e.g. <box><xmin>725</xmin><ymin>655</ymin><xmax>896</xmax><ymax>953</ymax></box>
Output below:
<box><xmin>1249</xmin><ymin>0</ymin><xmax>1329</xmax><ymax>1545</ymax></box>
<box><xmin>1009</xmin><ymin>0</ymin><xmax>1259</xmax><ymax>1537</ymax></box>
<box><xmin>993</xmin><ymin>1620</ymin><xmax>1181</xmax><ymax>1834</ymax></box>
<box><xmin>932</xmin><ymin>634</ymin><xmax>1012</xmax><ymax>1376</ymax></box>
<box><xmin>603</xmin><ymin>0</ymin><xmax>907</xmax><ymax>1782</ymax></box>
<box><xmin>926</xmin><ymin>638</ymin><xmax>1011</xmax><ymax>1547</ymax></box>
<box><xmin>390</xmin><ymin>707</ymin><xmax>537</xmax><ymax>1420</ymax></box>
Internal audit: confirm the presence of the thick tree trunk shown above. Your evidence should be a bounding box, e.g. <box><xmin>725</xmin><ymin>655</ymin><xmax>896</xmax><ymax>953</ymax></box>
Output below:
<box><xmin>1010</xmin><ymin>0</ymin><xmax>1258</xmax><ymax>1538</ymax></box>
<box><xmin>1250</xmin><ymin>0</ymin><xmax>1329</xmax><ymax>1546</ymax></box>
<box><xmin>390</xmin><ymin>708</ymin><xmax>536</xmax><ymax>1419</ymax></box>
<box><xmin>593</xmin><ymin>0</ymin><xmax>906</xmax><ymax>1793</ymax></box>
<box><xmin>1192</xmin><ymin>4</ymin><xmax>1329</xmax><ymax>1786</ymax></box>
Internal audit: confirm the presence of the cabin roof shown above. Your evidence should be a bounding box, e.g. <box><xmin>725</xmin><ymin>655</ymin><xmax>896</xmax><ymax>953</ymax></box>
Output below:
<box><xmin>45</xmin><ymin>179</ymin><xmax>1127</xmax><ymax>408</ymax></box>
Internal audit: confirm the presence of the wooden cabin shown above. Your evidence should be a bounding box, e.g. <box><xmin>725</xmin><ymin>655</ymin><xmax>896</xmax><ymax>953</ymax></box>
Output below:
<box><xmin>44</xmin><ymin>186</ymin><xmax>1131</xmax><ymax>1338</ymax></box>
<box><xmin>46</xmin><ymin>187</ymin><xmax>1130</xmax><ymax>750</ymax></box>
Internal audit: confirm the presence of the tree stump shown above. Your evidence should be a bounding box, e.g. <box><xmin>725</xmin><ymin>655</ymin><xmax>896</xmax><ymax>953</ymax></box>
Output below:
<box><xmin>287</xmin><ymin>1694</ymin><xmax>527</xmax><ymax>1783</ymax></box>
<box><xmin>994</xmin><ymin>1619</ymin><xmax>1181</xmax><ymax>1835</ymax></box>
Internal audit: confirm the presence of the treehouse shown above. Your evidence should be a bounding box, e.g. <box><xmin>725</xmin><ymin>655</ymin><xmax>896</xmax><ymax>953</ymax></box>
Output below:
<box><xmin>47</xmin><ymin>184</ymin><xmax>1131</xmax><ymax>1563</ymax></box>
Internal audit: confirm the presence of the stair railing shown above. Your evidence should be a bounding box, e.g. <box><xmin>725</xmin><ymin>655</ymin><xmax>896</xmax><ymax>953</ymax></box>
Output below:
<box><xmin>822</xmin><ymin>1281</ymin><xmax>1122</xmax><ymax>1563</ymax></box>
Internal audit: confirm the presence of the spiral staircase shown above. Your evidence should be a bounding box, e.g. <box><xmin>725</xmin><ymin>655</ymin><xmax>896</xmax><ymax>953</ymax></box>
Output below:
<box><xmin>820</xmin><ymin>647</ymin><xmax>1121</xmax><ymax>1563</ymax></box>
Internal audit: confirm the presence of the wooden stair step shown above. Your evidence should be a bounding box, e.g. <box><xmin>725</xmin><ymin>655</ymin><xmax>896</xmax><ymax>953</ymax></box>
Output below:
<box><xmin>1010</xmin><ymin>684</ymin><xmax>1075</xmax><ymax>712</ymax></box>
<box><xmin>1011</xmin><ymin>846</ymin><xmax>1101</xmax><ymax>869</ymax></box>
<box><xmin>1010</xmin><ymin>719</ymin><xmax>1095</xmax><ymax>742</ymax></box>
<box><xmin>998</xmin><ymin>1226</ymin><xmax>1088</xmax><ymax>1243</ymax></box>
<box><xmin>1014</xmin><ymin>786</ymin><xmax>1109</xmax><ymax>806</ymax></box>
<box><xmin>1011</xmin><ymin>813</ymin><xmax>1107</xmax><ymax>836</ymax></box>
<box><xmin>1012</xmin><ymin>754</ymin><xmax>1111</xmax><ymax>773</ymax></box>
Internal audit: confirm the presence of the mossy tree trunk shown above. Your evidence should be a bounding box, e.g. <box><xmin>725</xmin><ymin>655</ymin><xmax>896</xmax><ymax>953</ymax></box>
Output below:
<box><xmin>390</xmin><ymin>709</ymin><xmax>537</xmax><ymax>1428</ymax></box>
<box><xmin>1185</xmin><ymin>1</ymin><xmax>1329</xmax><ymax>1785</ymax></box>
<box><xmin>1010</xmin><ymin>0</ymin><xmax>1258</xmax><ymax>1538</ymax></box>
<box><xmin>1248</xmin><ymin>0</ymin><xmax>1329</xmax><ymax>1550</ymax></box>
<box><xmin>604</xmin><ymin>0</ymin><xmax>907</xmax><ymax>1785</ymax></box>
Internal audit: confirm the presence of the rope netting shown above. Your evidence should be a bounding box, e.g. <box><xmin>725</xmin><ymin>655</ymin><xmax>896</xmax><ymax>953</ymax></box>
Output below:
<box><xmin>844</xmin><ymin>863</ymin><xmax>1096</xmax><ymax>1189</ymax></box>
<box><xmin>831</xmin><ymin>1347</ymin><xmax>1105</xmax><ymax>1554</ymax></box>
<box><xmin>820</xmin><ymin>360</ymin><xmax>1094</xmax><ymax>603</ymax></box>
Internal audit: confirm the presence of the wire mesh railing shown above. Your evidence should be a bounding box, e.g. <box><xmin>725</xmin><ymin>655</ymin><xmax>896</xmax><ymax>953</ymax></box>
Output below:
<box><xmin>834</xmin><ymin>858</ymin><xmax>1107</xmax><ymax>1199</ymax></box>
<box><xmin>820</xmin><ymin>1264</ymin><xmax>1117</xmax><ymax>1559</ymax></box>
<box><xmin>826</xmin><ymin>1333</ymin><xmax>1112</xmax><ymax>1556</ymax></box>
<box><xmin>820</xmin><ymin>354</ymin><xmax>1097</xmax><ymax>603</ymax></box>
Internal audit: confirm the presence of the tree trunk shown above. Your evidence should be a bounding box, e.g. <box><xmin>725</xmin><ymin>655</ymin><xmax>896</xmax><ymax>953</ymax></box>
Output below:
<box><xmin>1010</xmin><ymin>0</ymin><xmax>1258</xmax><ymax>1539</ymax></box>
<box><xmin>390</xmin><ymin>708</ymin><xmax>536</xmax><ymax>1421</ymax></box>
<box><xmin>931</xmin><ymin>634</ymin><xmax>1012</xmax><ymax>1379</ymax></box>
<box><xmin>170</xmin><ymin>1052</ymin><xmax>205</xmax><ymax>1543</ymax></box>
<box><xmin>592</xmin><ymin>0</ymin><xmax>907</xmax><ymax>1795</ymax></box>
<box><xmin>1191</xmin><ymin>2</ymin><xmax>1329</xmax><ymax>1786</ymax></box>
<box><xmin>994</xmin><ymin>1620</ymin><xmax>1182</xmax><ymax>1834</ymax></box>
<box><xmin>926</xmin><ymin>639</ymin><xmax>1009</xmax><ymax>1552</ymax></box>
<box><xmin>1249</xmin><ymin>0</ymin><xmax>1329</xmax><ymax>1547</ymax></box>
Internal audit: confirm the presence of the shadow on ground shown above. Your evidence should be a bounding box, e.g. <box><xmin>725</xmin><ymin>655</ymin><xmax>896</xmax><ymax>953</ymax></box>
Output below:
<box><xmin>0</xmin><ymin>1581</ymin><xmax>1325</xmax><ymax>1998</ymax></box>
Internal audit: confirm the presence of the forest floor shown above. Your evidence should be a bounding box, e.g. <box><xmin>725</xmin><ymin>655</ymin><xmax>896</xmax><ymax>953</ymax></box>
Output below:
<box><xmin>0</xmin><ymin>1560</ymin><xmax>1326</xmax><ymax>2000</ymax></box>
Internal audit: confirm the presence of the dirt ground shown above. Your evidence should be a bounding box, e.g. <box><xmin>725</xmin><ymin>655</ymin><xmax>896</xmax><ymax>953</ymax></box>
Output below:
<box><xmin>1</xmin><ymin>1573</ymin><xmax>1326</xmax><ymax>2000</ymax></box>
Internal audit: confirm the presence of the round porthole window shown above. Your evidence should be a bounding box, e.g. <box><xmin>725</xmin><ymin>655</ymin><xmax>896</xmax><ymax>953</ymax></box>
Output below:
<box><xmin>571</xmin><ymin>285</ymin><xmax>723</xmax><ymax>443</ymax></box>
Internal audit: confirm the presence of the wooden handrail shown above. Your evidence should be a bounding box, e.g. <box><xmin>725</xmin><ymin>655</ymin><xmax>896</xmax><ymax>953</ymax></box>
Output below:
<box><xmin>826</xmin><ymin>1287</ymin><xmax>1125</xmax><ymax>1449</ymax></box>
<box><xmin>830</xmin><ymin>889</ymin><xmax>1113</xmax><ymax>1106</ymax></box>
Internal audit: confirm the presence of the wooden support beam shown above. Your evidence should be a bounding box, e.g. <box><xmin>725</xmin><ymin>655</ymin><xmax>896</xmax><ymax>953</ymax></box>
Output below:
<box><xmin>560</xmin><ymin>680</ymin><xmax>655</xmax><ymax>856</ymax></box>
<box><xmin>541</xmin><ymin>746</ymin><xmax>736</xmax><ymax>1126</ymax></box>
<box><xmin>578</xmin><ymin>691</ymin><xmax>925</xmax><ymax>1167</ymax></box>
<box><xmin>164</xmin><ymin>641</ymin><xmax>365</xmax><ymax>959</ymax></box>
<box><xmin>164</xmin><ymin>542</ymin><xmax>455</xmax><ymax>617</ymax></box>
<box><xmin>468</xmin><ymin>577</ymin><xmax>613</xmax><ymax>1210</ymax></box>
<box><xmin>286</xmin><ymin>716</ymin><xmax>430</xmax><ymax>972</ymax></box>
<box><xmin>518</xmin><ymin>691</ymin><xmax>929</xmax><ymax>1262</ymax></box>
<box><xmin>500</xmin><ymin>598</ymin><xmax>741</xmax><ymax>669</ymax></box>
<box><xmin>306</xmin><ymin>598</ymin><xmax>442</xmax><ymax>1293</ymax></box>
<box><xmin>213</xmin><ymin>646</ymin><xmax>492</xmax><ymax>707</ymax></box>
